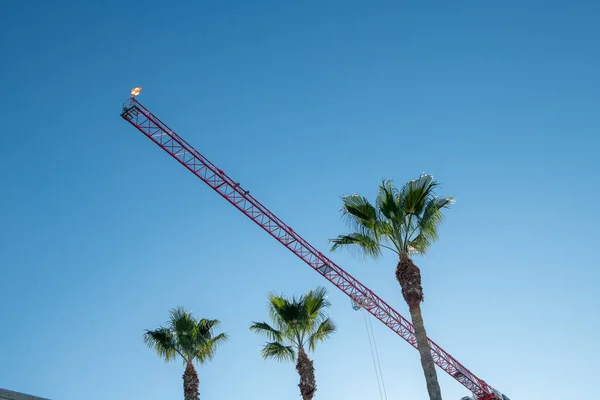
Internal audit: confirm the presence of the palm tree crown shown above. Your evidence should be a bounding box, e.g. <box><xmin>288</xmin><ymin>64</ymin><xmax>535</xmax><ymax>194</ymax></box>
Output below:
<box><xmin>249</xmin><ymin>287</ymin><xmax>336</xmax><ymax>362</ymax></box>
<box><xmin>144</xmin><ymin>306</ymin><xmax>228</xmax><ymax>365</ymax></box>
<box><xmin>330</xmin><ymin>174</ymin><xmax>454</xmax><ymax>257</ymax></box>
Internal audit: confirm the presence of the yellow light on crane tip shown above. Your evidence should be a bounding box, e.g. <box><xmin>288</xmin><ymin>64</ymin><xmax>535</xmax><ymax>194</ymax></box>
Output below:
<box><xmin>131</xmin><ymin>87</ymin><xmax>142</xmax><ymax>97</ymax></box>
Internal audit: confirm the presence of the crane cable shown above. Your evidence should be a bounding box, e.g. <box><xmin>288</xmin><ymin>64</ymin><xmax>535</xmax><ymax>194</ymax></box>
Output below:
<box><xmin>361</xmin><ymin>306</ymin><xmax>389</xmax><ymax>400</ymax></box>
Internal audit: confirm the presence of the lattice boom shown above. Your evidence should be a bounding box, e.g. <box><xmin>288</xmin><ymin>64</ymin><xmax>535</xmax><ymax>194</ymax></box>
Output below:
<box><xmin>121</xmin><ymin>98</ymin><xmax>502</xmax><ymax>400</ymax></box>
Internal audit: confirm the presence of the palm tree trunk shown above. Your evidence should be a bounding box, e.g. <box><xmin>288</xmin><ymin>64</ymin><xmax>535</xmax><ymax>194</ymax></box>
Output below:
<box><xmin>296</xmin><ymin>347</ymin><xmax>317</xmax><ymax>400</ymax></box>
<box><xmin>409</xmin><ymin>301</ymin><xmax>442</xmax><ymax>400</ymax></box>
<box><xmin>396</xmin><ymin>253</ymin><xmax>442</xmax><ymax>400</ymax></box>
<box><xmin>183</xmin><ymin>361</ymin><xmax>200</xmax><ymax>400</ymax></box>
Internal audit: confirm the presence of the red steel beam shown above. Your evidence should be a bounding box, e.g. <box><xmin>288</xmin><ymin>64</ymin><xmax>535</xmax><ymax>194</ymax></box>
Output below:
<box><xmin>120</xmin><ymin>97</ymin><xmax>500</xmax><ymax>399</ymax></box>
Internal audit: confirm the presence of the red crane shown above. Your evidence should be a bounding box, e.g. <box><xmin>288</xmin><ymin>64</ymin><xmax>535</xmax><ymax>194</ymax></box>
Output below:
<box><xmin>121</xmin><ymin>92</ymin><xmax>509</xmax><ymax>400</ymax></box>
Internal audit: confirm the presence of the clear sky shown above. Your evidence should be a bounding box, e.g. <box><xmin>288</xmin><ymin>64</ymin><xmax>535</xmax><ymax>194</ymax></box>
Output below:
<box><xmin>1</xmin><ymin>1</ymin><xmax>599</xmax><ymax>399</ymax></box>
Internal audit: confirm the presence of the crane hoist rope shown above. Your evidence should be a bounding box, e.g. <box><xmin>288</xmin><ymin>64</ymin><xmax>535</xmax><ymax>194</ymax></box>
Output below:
<box><xmin>353</xmin><ymin>299</ymin><xmax>388</xmax><ymax>400</ymax></box>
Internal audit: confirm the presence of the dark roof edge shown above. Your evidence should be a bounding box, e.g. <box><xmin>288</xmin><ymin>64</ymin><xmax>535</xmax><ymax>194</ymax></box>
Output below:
<box><xmin>0</xmin><ymin>388</ymin><xmax>51</xmax><ymax>400</ymax></box>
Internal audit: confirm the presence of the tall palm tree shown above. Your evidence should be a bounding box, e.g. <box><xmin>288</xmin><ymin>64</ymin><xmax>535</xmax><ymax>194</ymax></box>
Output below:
<box><xmin>330</xmin><ymin>175</ymin><xmax>453</xmax><ymax>400</ymax></box>
<box><xmin>249</xmin><ymin>287</ymin><xmax>336</xmax><ymax>400</ymax></box>
<box><xmin>144</xmin><ymin>307</ymin><xmax>228</xmax><ymax>400</ymax></box>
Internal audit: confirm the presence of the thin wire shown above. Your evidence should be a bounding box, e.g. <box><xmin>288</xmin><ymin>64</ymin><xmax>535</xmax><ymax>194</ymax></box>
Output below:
<box><xmin>363</xmin><ymin>308</ymin><xmax>384</xmax><ymax>400</ymax></box>
<box><xmin>368</xmin><ymin>310</ymin><xmax>389</xmax><ymax>400</ymax></box>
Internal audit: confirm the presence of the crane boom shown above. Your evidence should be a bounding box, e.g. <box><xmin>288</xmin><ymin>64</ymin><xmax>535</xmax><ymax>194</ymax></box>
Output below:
<box><xmin>121</xmin><ymin>96</ymin><xmax>504</xmax><ymax>400</ymax></box>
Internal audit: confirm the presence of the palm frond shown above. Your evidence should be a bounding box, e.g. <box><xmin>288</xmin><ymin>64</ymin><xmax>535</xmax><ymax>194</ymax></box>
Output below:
<box><xmin>409</xmin><ymin>196</ymin><xmax>454</xmax><ymax>254</ymax></box>
<box><xmin>249</xmin><ymin>321</ymin><xmax>283</xmax><ymax>342</ymax></box>
<box><xmin>143</xmin><ymin>328</ymin><xmax>179</xmax><ymax>362</ymax></box>
<box><xmin>267</xmin><ymin>293</ymin><xmax>306</xmax><ymax>338</ymax></box>
<box><xmin>168</xmin><ymin>307</ymin><xmax>199</xmax><ymax>360</ymax></box>
<box><xmin>261</xmin><ymin>341</ymin><xmax>296</xmax><ymax>362</ymax></box>
<box><xmin>374</xmin><ymin>220</ymin><xmax>396</xmax><ymax>237</ymax></box>
<box><xmin>340</xmin><ymin>194</ymin><xmax>380</xmax><ymax>237</ymax></box>
<box><xmin>308</xmin><ymin>318</ymin><xmax>336</xmax><ymax>352</ymax></box>
<box><xmin>303</xmin><ymin>286</ymin><xmax>330</xmax><ymax>322</ymax></box>
<box><xmin>407</xmin><ymin>233</ymin><xmax>431</xmax><ymax>255</ymax></box>
<box><xmin>334</xmin><ymin>186</ymin><xmax>405</xmax><ymax>257</ymax></box>
<box><xmin>376</xmin><ymin>179</ymin><xmax>401</xmax><ymax>221</ymax></box>
<box><xmin>400</xmin><ymin>174</ymin><xmax>439</xmax><ymax>216</ymax></box>
<box><xmin>329</xmin><ymin>233</ymin><xmax>383</xmax><ymax>258</ymax></box>
<box><xmin>197</xmin><ymin>318</ymin><xmax>220</xmax><ymax>339</ymax></box>
<box><xmin>196</xmin><ymin>332</ymin><xmax>229</xmax><ymax>363</ymax></box>
<box><xmin>170</xmin><ymin>307</ymin><xmax>197</xmax><ymax>338</ymax></box>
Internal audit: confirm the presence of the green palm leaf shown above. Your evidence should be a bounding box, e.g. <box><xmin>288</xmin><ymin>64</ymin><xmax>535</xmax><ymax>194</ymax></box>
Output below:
<box><xmin>330</xmin><ymin>233</ymin><xmax>383</xmax><ymax>257</ymax></box>
<box><xmin>249</xmin><ymin>321</ymin><xmax>283</xmax><ymax>342</ymax></box>
<box><xmin>261</xmin><ymin>341</ymin><xmax>296</xmax><ymax>362</ymax></box>
<box><xmin>196</xmin><ymin>332</ymin><xmax>229</xmax><ymax>363</ymax></box>
<box><xmin>376</xmin><ymin>179</ymin><xmax>401</xmax><ymax>220</ymax></box>
<box><xmin>308</xmin><ymin>318</ymin><xmax>336</xmax><ymax>352</ymax></box>
<box><xmin>340</xmin><ymin>194</ymin><xmax>380</xmax><ymax>237</ymax></box>
<box><xmin>144</xmin><ymin>327</ymin><xmax>179</xmax><ymax>362</ymax></box>
<box><xmin>304</xmin><ymin>287</ymin><xmax>330</xmax><ymax>322</ymax></box>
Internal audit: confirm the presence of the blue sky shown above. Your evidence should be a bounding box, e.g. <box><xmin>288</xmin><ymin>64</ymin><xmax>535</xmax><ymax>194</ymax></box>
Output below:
<box><xmin>1</xmin><ymin>1</ymin><xmax>599</xmax><ymax>399</ymax></box>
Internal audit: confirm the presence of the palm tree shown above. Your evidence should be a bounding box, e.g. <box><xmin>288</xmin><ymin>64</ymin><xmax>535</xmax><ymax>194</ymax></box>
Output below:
<box><xmin>144</xmin><ymin>307</ymin><xmax>228</xmax><ymax>400</ymax></box>
<box><xmin>330</xmin><ymin>174</ymin><xmax>453</xmax><ymax>400</ymax></box>
<box><xmin>249</xmin><ymin>287</ymin><xmax>336</xmax><ymax>400</ymax></box>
